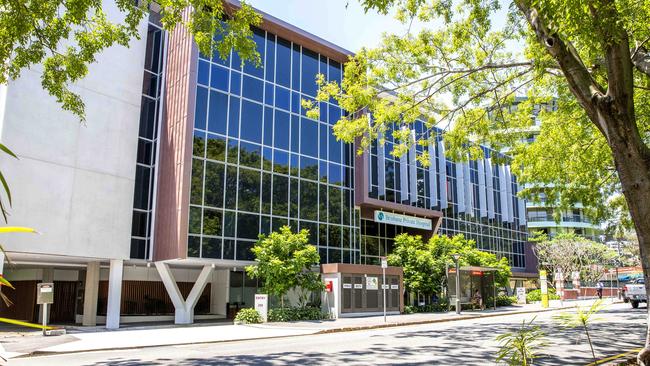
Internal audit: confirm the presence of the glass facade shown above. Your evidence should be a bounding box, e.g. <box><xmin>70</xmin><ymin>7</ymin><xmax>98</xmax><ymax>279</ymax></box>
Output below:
<box><xmin>366</xmin><ymin>121</ymin><xmax>528</xmax><ymax>269</ymax></box>
<box><xmin>188</xmin><ymin>27</ymin><xmax>358</xmax><ymax>264</ymax></box>
<box><xmin>130</xmin><ymin>23</ymin><xmax>165</xmax><ymax>259</ymax></box>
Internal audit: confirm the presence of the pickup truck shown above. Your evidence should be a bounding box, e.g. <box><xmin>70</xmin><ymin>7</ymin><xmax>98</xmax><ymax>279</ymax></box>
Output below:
<box><xmin>624</xmin><ymin>278</ymin><xmax>647</xmax><ymax>308</ymax></box>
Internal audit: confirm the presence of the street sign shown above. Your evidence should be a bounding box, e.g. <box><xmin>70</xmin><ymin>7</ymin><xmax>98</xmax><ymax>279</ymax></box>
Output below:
<box><xmin>381</xmin><ymin>258</ymin><xmax>388</xmax><ymax>269</ymax></box>
<box><xmin>255</xmin><ymin>294</ymin><xmax>268</xmax><ymax>322</ymax></box>
<box><xmin>366</xmin><ymin>277</ymin><xmax>378</xmax><ymax>290</ymax></box>
<box><xmin>36</xmin><ymin>283</ymin><xmax>54</xmax><ymax>305</ymax></box>
<box><xmin>325</xmin><ymin>281</ymin><xmax>333</xmax><ymax>292</ymax></box>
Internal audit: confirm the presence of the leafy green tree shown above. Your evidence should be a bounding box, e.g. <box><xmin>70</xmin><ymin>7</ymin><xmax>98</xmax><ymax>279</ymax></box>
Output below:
<box><xmin>495</xmin><ymin>317</ymin><xmax>547</xmax><ymax>366</ymax></box>
<box><xmin>308</xmin><ymin>0</ymin><xmax>650</xmax><ymax>360</ymax></box>
<box><xmin>388</xmin><ymin>233</ymin><xmax>511</xmax><ymax>300</ymax></box>
<box><xmin>246</xmin><ymin>226</ymin><xmax>323</xmax><ymax>308</ymax></box>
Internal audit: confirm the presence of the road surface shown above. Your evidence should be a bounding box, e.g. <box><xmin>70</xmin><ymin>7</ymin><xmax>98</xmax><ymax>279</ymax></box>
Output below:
<box><xmin>9</xmin><ymin>302</ymin><xmax>646</xmax><ymax>365</ymax></box>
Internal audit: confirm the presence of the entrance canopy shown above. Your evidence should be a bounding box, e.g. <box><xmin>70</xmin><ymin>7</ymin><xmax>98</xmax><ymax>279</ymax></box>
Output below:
<box><xmin>447</xmin><ymin>266</ymin><xmax>499</xmax><ymax>310</ymax></box>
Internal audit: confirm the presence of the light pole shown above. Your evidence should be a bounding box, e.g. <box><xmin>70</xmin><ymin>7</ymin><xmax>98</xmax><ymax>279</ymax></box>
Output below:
<box><xmin>452</xmin><ymin>253</ymin><xmax>461</xmax><ymax>314</ymax></box>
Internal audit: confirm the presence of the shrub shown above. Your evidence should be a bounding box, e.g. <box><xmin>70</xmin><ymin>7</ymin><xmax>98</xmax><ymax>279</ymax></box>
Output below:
<box><xmin>404</xmin><ymin>299</ymin><xmax>449</xmax><ymax>313</ymax></box>
<box><xmin>496</xmin><ymin>295</ymin><xmax>518</xmax><ymax>307</ymax></box>
<box><xmin>526</xmin><ymin>289</ymin><xmax>560</xmax><ymax>303</ymax></box>
<box><xmin>268</xmin><ymin>306</ymin><xmax>326</xmax><ymax>322</ymax></box>
<box><xmin>234</xmin><ymin>308</ymin><xmax>263</xmax><ymax>324</ymax></box>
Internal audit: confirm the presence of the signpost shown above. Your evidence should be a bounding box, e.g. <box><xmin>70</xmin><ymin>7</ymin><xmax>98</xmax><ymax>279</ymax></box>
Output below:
<box><xmin>36</xmin><ymin>283</ymin><xmax>54</xmax><ymax>335</ymax></box>
<box><xmin>539</xmin><ymin>270</ymin><xmax>549</xmax><ymax>308</ymax></box>
<box><xmin>381</xmin><ymin>257</ymin><xmax>387</xmax><ymax>323</ymax></box>
<box><xmin>254</xmin><ymin>294</ymin><xmax>268</xmax><ymax>322</ymax></box>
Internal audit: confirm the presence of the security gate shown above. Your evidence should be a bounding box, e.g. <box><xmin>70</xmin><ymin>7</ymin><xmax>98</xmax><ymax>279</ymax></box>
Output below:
<box><xmin>341</xmin><ymin>274</ymin><xmax>400</xmax><ymax>313</ymax></box>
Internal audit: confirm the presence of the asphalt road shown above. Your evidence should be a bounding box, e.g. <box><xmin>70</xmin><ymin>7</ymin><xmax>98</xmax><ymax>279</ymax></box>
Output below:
<box><xmin>9</xmin><ymin>302</ymin><xmax>647</xmax><ymax>366</ymax></box>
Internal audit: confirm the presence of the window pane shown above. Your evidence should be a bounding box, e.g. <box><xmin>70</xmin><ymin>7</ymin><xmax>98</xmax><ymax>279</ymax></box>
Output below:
<box><xmin>263</xmin><ymin>107</ymin><xmax>273</xmax><ymax>147</ymax></box>
<box><xmin>193</xmin><ymin>131</ymin><xmax>205</xmax><ymax>158</ymax></box>
<box><xmin>290</xmin><ymin>178</ymin><xmax>299</xmax><ymax>217</ymax></box>
<box><xmin>190</xmin><ymin>159</ymin><xmax>204</xmax><ymax>205</ymax></box>
<box><xmin>265</xmin><ymin>33</ymin><xmax>275</xmax><ymax>82</ymax></box>
<box><xmin>206</xmin><ymin>133</ymin><xmax>226</xmax><ymax>161</ymax></box>
<box><xmin>301</xmin><ymin>48</ymin><xmax>319</xmax><ymax>96</ymax></box>
<box><xmin>300</xmin><ymin>156</ymin><xmax>318</xmax><ymax>181</ymax></box>
<box><xmin>237</xmin><ymin>213</ymin><xmax>260</xmax><ymax>239</ymax></box>
<box><xmin>227</xmin><ymin>138</ymin><xmax>239</xmax><ymax>164</ymax></box>
<box><xmin>204</xmin><ymin>161</ymin><xmax>224</xmax><ymax>208</ymax></box>
<box><xmin>300</xmin><ymin>180</ymin><xmax>317</xmax><ymax>221</ymax></box>
<box><xmin>223</xmin><ymin>239</ymin><xmax>235</xmax><ymax>259</ymax></box>
<box><xmin>210</xmin><ymin>64</ymin><xmax>229</xmax><ymax>91</ymax></box>
<box><xmin>239</xmin><ymin>141</ymin><xmax>261</xmax><ymax>169</ymax></box>
<box><xmin>238</xmin><ymin>168</ymin><xmax>261</xmax><ymax>213</ymax></box>
<box><xmin>243</xmin><ymin>28</ymin><xmax>265</xmax><ymax>78</ymax></box>
<box><xmin>225</xmin><ymin>166</ymin><xmax>238</xmax><ymax>209</ymax></box>
<box><xmin>188</xmin><ymin>235</ymin><xmax>200</xmax><ymax>257</ymax></box>
<box><xmin>138</xmin><ymin>139</ymin><xmax>153</xmax><ymax>165</ymax></box>
<box><xmin>262</xmin><ymin>173</ymin><xmax>271</xmax><ymax>214</ymax></box>
<box><xmin>275</xmin><ymin>86</ymin><xmax>290</xmax><ymax>110</ymax></box>
<box><xmin>242</xmin><ymin>75</ymin><xmax>263</xmax><ymax>103</ymax></box>
<box><xmin>198</xmin><ymin>60</ymin><xmax>209</xmax><ymax>86</ymax></box>
<box><xmin>230</xmin><ymin>71</ymin><xmax>241</xmax><ymax>95</ymax></box>
<box><xmin>131</xmin><ymin>210</ymin><xmax>147</xmax><ymax>237</ymax></box>
<box><xmin>292</xmin><ymin>44</ymin><xmax>301</xmax><ymax>90</ymax></box>
<box><xmin>240</xmin><ymin>100</ymin><xmax>263</xmax><ymax>143</ymax></box>
<box><xmin>228</xmin><ymin>96</ymin><xmax>240</xmax><ymax>137</ymax></box>
<box><xmin>319</xmin><ymin>184</ymin><xmax>328</xmax><ymax>222</ymax></box>
<box><xmin>329</xmin><ymin>186</ymin><xmax>341</xmax><ymax>224</ymax></box>
<box><xmin>272</xmin><ymin>174</ymin><xmax>288</xmax><ymax>216</ymax></box>
<box><xmin>203</xmin><ymin>208</ymin><xmax>222</xmax><ymax>236</ymax></box>
<box><xmin>236</xmin><ymin>241</ymin><xmax>255</xmax><ymax>261</ymax></box>
<box><xmin>189</xmin><ymin>206</ymin><xmax>201</xmax><ymax>234</ymax></box>
<box><xmin>202</xmin><ymin>237</ymin><xmax>222</xmax><ymax>259</ymax></box>
<box><xmin>274</xmin><ymin>110</ymin><xmax>290</xmax><ymax>150</ymax></box>
<box><xmin>291</xmin><ymin>114</ymin><xmax>300</xmax><ymax>152</ymax></box>
<box><xmin>300</xmin><ymin>118</ymin><xmax>318</xmax><ymax>157</ymax></box>
<box><xmin>139</xmin><ymin>97</ymin><xmax>157</xmax><ymax>138</ymax></box>
<box><xmin>273</xmin><ymin>149</ymin><xmax>289</xmax><ymax>174</ymax></box>
<box><xmin>194</xmin><ymin>87</ymin><xmax>208</xmax><ymax>130</ymax></box>
<box><xmin>276</xmin><ymin>37</ymin><xmax>291</xmax><ymax>87</ymax></box>
<box><xmin>208</xmin><ymin>90</ymin><xmax>228</xmax><ymax>135</ymax></box>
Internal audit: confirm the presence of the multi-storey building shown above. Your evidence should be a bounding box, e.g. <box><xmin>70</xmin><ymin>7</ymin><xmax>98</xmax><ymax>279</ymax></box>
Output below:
<box><xmin>0</xmin><ymin>3</ymin><xmax>534</xmax><ymax>328</ymax></box>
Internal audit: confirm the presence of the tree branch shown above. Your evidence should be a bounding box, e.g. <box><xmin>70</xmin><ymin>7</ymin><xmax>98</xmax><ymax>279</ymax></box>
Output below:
<box><xmin>632</xmin><ymin>46</ymin><xmax>650</xmax><ymax>77</ymax></box>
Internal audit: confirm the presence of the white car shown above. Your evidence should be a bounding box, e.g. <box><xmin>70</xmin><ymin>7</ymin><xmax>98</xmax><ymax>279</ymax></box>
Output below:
<box><xmin>624</xmin><ymin>278</ymin><xmax>647</xmax><ymax>308</ymax></box>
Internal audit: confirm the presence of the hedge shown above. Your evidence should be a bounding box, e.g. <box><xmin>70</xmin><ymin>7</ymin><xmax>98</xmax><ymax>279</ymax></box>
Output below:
<box><xmin>268</xmin><ymin>306</ymin><xmax>327</xmax><ymax>322</ymax></box>
<box><xmin>234</xmin><ymin>308</ymin><xmax>263</xmax><ymax>324</ymax></box>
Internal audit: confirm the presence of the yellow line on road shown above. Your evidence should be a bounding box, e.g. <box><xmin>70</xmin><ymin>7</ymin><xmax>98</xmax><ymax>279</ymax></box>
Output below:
<box><xmin>586</xmin><ymin>348</ymin><xmax>643</xmax><ymax>365</ymax></box>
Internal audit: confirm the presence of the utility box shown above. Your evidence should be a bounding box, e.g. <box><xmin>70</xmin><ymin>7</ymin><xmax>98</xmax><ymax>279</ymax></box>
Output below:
<box><xmin>36</xmin><ymin>283</ymin><xmax>54</xmax><ymax>305</ymax></box>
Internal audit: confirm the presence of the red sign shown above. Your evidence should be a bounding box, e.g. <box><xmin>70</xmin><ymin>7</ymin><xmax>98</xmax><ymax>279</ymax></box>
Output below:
<box><xmin>471</xmin><ymin>271</ymin><xmax>483</xmax><ymax>276</ymax></box>
<box><xmin>325</xmin><ymin>281</ymin><xmax>333</xmax><ymax>292</ymax></box>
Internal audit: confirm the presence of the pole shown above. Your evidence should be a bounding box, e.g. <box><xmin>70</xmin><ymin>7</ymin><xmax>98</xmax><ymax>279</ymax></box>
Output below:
<box><xmin>42</xmin><ymin>303</ymin><xmax>47</xmax><ymax>336</ymax></box>
<box><xmin>383</xmin><ymin>266</ymin><xmax>387</xmax><ymax>323</ymax></box>
<box><xmin>455</xmin><ymin>258</ymin><xmax>461</xmax><ymax>314</ymax></box>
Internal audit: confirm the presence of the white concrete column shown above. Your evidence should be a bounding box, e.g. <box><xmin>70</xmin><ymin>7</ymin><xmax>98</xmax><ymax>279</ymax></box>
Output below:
<box><xmin>211</xmin><ymin>269</ymin><xmax>230</xmax><ymax>316</ymax></box>
<box><xmin>156</xmin><ymin>262</ymin><xmax>213</xmax><ymax>324</ymax></box>
<box><xmin>82</xmin><ymin>262</ymin><xmax>100</xmax><ymax>326</ymax></box>
<box><xmin>106</xmin><ymin>259</ymin><xmax>123</xmax><ymax>329</ymax></box>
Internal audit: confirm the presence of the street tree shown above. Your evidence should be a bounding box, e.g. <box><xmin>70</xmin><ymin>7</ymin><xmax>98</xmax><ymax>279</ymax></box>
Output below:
<box><xmin>309</xmin><ymin>0</ymin><xmax>650</xmax><ymax>361</ymax></box>
<box><xmin>246</xmin><ymin>226</ymin><xmax>323</xmax><ymax>308</ymax></box>
<box><xmin>388</xmin><ymin>233</ymin><xmax>511</xmax><ymax>302</ymax></box>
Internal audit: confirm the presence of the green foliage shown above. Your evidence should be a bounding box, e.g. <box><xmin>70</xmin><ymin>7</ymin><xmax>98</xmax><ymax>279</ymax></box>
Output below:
<box><xmin>0</xmin><ymin>144</ymin><xmax>17</xmax><ymax>223</ymax></box>
<box><xmin>404</xmin><ymin>301</ymin><xmax>449</xmax><ymax>314</ymax></box>
<box><xmin>234</xmin><ymin>308</ymin><xmax>262</xmax><ymax>324</ymax></box>
<box><xmin>495</xmin><ymin>317</ymin><xmax>547</xmax><ymax>366</ymax></box>
<box><xmin>0</xmin><ymin>0</ymin><xmax>261</xmax><ymax>120</ymax></box>
<box><xmin>554</xmin><ymin>300</ymin><xmax>607</xmax><ymax>363</ymax></box>
<box><xmin>388</xmin><ymin>233</ymin><xmax>512</xmax><ymax>297</ymax></box>
<box><xmin>496</xmin><ymin>295</ymin><xmax>518</xmax><ymax>307</ymax></box>
<box><xmin>246</xmin><ymin>226</ymin><xmax>323</xmax><ymax>307</ymax></box>
<box><xmin>526</xmin><ymin>289</ymin><xmax>560</xmax><ymax>303</ymax></box>
<box><xmin>267</xmin><ymin>306</ymin><xmax>326</xmax><ymax>322</ymax></box>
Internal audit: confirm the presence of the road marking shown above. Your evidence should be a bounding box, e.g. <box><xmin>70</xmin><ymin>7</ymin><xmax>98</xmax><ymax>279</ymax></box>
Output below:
<box><xmin>586</xmin><ymin>348</ymin><xmax>643</xmax><ymax>366</ymax></box>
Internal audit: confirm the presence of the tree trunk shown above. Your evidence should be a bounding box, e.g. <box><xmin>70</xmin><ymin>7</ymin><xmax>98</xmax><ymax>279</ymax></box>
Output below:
<box><xmin>600</xmin><ymin>114</ymin><xmax>650</xmax><ymax>365</ymax></box>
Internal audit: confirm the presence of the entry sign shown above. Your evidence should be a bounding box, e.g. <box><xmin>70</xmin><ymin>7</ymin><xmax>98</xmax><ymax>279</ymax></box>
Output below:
<box><xmin>37</xmin><ymin>283</ymin><xmax>54</xmax><ymax>305</ymax></box>
<box><xmin>516</xmin><ymin>287</ymin><xmax>526</xmax><ymax>304</ymax></box>
<box><xmin>255</xmin><ymin>294</ymin><xmax>268</xmax><ymax>322</ymax></box>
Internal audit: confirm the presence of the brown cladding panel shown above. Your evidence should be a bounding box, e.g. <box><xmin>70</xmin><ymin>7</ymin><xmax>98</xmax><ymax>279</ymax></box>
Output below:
<box><xmin>0</xmin><ymin>280</ymin><xmax>38</xmax><ymax>322</ymax></box>
<box><xmin>154</xmin><ymin>9</ymin><xmax>198</xmax><ymax>261</ymax></box>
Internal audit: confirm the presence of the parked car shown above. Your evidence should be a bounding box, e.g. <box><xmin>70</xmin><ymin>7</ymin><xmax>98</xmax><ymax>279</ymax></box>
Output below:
<box><xmin>624</xmin><ymin>278</ymin><xmax>647</xmax><ymax>308</ymax></box>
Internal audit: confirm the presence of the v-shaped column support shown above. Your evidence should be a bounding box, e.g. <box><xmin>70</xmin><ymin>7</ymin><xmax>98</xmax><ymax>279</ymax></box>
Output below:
<box><xmin>155</xmin><ymin>262</ymin><xmax>213</xmax><ymax>324</ymax></box>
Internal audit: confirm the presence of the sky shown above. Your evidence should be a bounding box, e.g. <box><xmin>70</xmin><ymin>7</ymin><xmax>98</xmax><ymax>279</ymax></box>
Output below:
<box><xmin>246</xmin><ymin>0</ymin><xmax>411</xmax><ymax>52</ymax></box>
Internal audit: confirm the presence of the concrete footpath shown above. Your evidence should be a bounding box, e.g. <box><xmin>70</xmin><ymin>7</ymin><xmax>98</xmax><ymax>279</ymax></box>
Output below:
<box><xmin>0</xmin><ymin>299</ymin><xmax>608</xmax><ymax>360</ymax></box>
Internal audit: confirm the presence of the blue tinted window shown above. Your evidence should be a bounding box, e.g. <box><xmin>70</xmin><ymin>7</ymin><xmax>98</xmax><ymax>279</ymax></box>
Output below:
<box><xmin>301</xmin><ymin>48</ymin><xmax>319</xmax><ymax>96</ymax></box>
<box><xmin>230</xmin><ymin>71</ymin><xmax>241</xmax><ymax>95</ymax></box>
<box><xmin>300</xmin><ymin>118</ymin><xmax>318</xmax><ymax>157</ymax></box>
<box><xmin>329</xmin><ymin>127</ymin><xmax>341</xmax><ymax>163</ymax></box>
<box><xmin>198</xmin><ymin>60</ymin><xmax>209</xmax><ymax>86</ymax></box>
<box><xmin>265</xmin><ymin>82</ymin><xmax>274</xmax><ymax>105</ymax></box>
<box><xmin>319</xmin><ymin>124</ymin><xmax>328</xmax><ymax>160</ymax></box>
<box><xmin>263</xmin><ymin>107</ymin><xmax>273</xmax><ymax>146</ymax></box>
<box><xmin>292</xmin><ymin>44</ymin><xmax>301</xmax><ymax>90</ymax></box>
<box><xmin>228</xmin><ymin>97</ymin><xmax>240</xmax><ymax>137</ymax></box>
<box><xmin>300</xmin><ymin>156</ymin><xmax>318</xmax><ymax>181</ymax></box>
<box><xmin>207</xmin><ymin>90</ymin><xmax>228</xmax><ymax>134</ymax></box>
<box><xmin>265</xmin><ymin>33</ymin><xmax>275</xmax><ymax>82</ymax></box>
<box><xmin>291</xmin><ymin>114</ymin><xmax>300</xmax><ymax>153</ymax></box>
<box><xmin>273</xmin><ymin>149</ymin><xmax>289</xmax><ymax>174</ymax></box>
<box><xmin>329</xmin><ymin>163</ymin><xmax>342</xmax><ymax>185</ymax></box>
<box><xmin>290</xmin><ymin>154</ymin><xmax>299</xmax><ymax>176</ymax></box>
<box><xmin>291</xmin><ymin>92</ymin><xmax>301</xmax><ymax>114</ymax></box>
<box><xmin>275</xmin><ymin>86</ymin><xmax>290</xmax><ymax>110</ymax></box>
<box><xmin>244</xmin><ymin>28</ymin><xmax>265</xmax><ymax>78</ymax></box>
<box><xmin>319</xmin><ymin>102</ymin><xmax>328</xmax><ymax>122</ymax></box>
<box><xmin>211</xmin><ymin>32</ymin><xmax>230</xmax><ymax>66</ymax></box>
<box><xmin>232</xmin><ymin>48</ymin><xmax>242</xmax><ymax>70</ymax></box>
<box><xmin>274</xmin><ymin>110</ymin><xmax>290</xmax><ymax>150</ymax></box>
<box><xmin>276</xmin><ymin>37</ymin><xmax>291</xmax><ymax>87</ymax></box>
<box><xmin>210</xmin><ymin>64</ymin><xmax>228</xmax><ymax>91</ymax></box>
<box><xmin>240</xmin><ymin>100</ymin><xmax>263</xmax><ymax>143</ymax></box>
<box><xmin>328</xmin><ymin>105</ymin><xmax>341</xmax><ymax>125</ymax></box>
<box><xmin>195</xmin><ymin>86</ymin><xmax>208</xmax><ymax>130</ymax></box>
<box><xmin>319</xmin><ymin>161</ymin><xmax>328</xmax><ymax>181</ymax></box>
<box><xmin>329</xmin><ymin>60</ymin><xmax>342</xmax><ymax>83</ymax></box>
<box><xmin>242</xmin><ymin>75</ymin><xmax>263</xmax><ymax>102</ymax></box>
